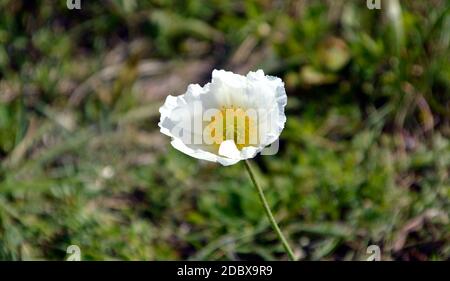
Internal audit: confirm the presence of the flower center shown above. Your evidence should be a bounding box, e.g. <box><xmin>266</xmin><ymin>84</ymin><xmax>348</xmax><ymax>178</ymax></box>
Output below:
<box><xmin>205</xmin><ymin>106</ymin><xmax>258</xmax><ymax>150</ymax></box>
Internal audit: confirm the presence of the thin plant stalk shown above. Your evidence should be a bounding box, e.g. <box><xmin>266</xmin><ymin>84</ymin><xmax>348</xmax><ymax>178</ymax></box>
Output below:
<box><xmin>244</xmin><ymin>160</ymin><xmax>296</xmax><ymax>261</ymax></box>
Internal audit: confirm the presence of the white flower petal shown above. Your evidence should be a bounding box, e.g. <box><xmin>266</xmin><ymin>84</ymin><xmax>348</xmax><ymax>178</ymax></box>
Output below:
<box><xmin>218</xmin><ymin>140</ymin><xmax>241</xmax><ymax>159</ymax></box>
<box><xmin>171</xmin><ymin>138</ymin><xmax>218</xmax><ymax>162</ymax></box>
<box><xmin>216</xmin><ymin>156</ymin><xmax>241</xmax><ymax>166</ymax></box>
<box><xmin>209</xmin><ymin>69</ymin><xmax>249</xmax><ymax>108</ymax></box>
<box><xmin>240</xmin><ymin>146</ymin><xmax>260</xmax><ymax>159</ymax></box>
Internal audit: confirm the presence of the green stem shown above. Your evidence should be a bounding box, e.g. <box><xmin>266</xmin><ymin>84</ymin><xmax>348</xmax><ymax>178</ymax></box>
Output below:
<box><xmin>244</xmin><ymin>160</ymin><xmax>296</xmax><ymax>261</ymax></box>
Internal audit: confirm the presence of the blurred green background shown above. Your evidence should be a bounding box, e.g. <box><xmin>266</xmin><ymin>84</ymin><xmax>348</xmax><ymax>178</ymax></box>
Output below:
<box><xmin>0</xmin><ymin>0</ymin><xmax>449</xmax><ymax>260</ymax></box>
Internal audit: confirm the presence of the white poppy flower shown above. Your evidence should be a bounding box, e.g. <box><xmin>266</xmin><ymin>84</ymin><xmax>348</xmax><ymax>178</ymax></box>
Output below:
<box><xmin>158</xmin><ymin>69</ymin><xmax>287</xmax><ymax>166</ymax></box>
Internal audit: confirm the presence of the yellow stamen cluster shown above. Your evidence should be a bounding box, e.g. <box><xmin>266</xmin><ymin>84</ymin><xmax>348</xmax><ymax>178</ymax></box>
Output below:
<box><xmin>205</xmin><ymin>106</ymin><xmax>258</xmax><ymax>150</ymax></box>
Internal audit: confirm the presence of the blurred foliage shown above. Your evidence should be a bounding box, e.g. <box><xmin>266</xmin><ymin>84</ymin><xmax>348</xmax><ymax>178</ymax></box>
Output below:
<box><xmin>0</xmin><ymin>0</ymin><xmax>449</xmax><ymax>260</ymax></box>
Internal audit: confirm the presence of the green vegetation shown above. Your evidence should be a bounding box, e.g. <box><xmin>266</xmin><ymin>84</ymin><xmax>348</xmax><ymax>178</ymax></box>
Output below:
<box><xmin>0</xmin><ymin>0</ymin><xmax>449</xmax><ymax>260</ymax></box>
